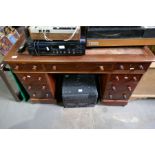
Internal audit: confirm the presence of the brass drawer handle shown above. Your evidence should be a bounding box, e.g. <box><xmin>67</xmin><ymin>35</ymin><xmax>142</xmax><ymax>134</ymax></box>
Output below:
<box><xmin>28</xmin><ymin>85</ymin><xmax>32</xmax><ymax>90</ymax></box>
<box><xmin>32</xmin><ymin>93</ymin><xmax>36</xmax><ymax>97</ymax></box>
<box><xmin>14</xmin><ymin>65</ymin><xmax>19</xmax><ymax>70</ymax></box>
<box><xmin>109</xmin><ymin>94</ymin><xmax>113</xmax><ymax>99</ymax></box>
<box><xmin>38</xmin><ymin>77</ymin><xmax>42</xmax><ymax>81</ymax></box>
<box><xmin>99</xmin><ymin>66</ymin><xmax>104</xmax><ymax>71</ymax></box>
<box><xmin>42</xmin><ymin>85</ymin><xmax>46</xmax><ymax>90</ymax></box>
<box><xmin>124</xmin><ymin>76</ymin><xmax>129</xmax><ymax>80</ymax></box>
<box><xmin>115</xmin><ymin>76</ymin><xmax>119</xmax><ymax>81</ymax></box>
<box><xmin>133</xmin><ymin>76</ymin><xmax>137</xmax><ymax>81</ymax></box>
<box><xmin>129</xmin><ymin>67</ymin><xmax>135</xmax><ymax>70</ymax></box>
<box><xmin>22</xmin><ymin>76</ymin><xmax>26</xmax><ymax>80</ymax></box>
<box><xmin>139</xmin><ymin>65</ymin><xmax>144</xmax><ymax>70</ymax></box>
<box><xmin>123</xmin><ymin>93</ymin><xmax>127</xmax><ymax>99</ymax></box>
<box><xmin>127</xmin><ymin>86</ymin><xmax>132</xmax><ymax>92</ymax></box>
<box><xmin>32</xmin><ymin>65</ymin><xmax>37</xmax><ymax>70</ymax></box>
<box><xmin>46</xmin><ymin>93</ymin><xmax>49</xmax><ymax>98</ymax></box>
<box><xmin>112</xmin><ymin>86</ymin><xmax>116</xmax><ymax>91</ymax></box>
<box><xmin>120</xmin><ymin>65</ymin><xmax>124</xmax><ymax>70</ymax></box>
<box><xmin>52</xmin><ymin>65</ymin><xmax>57</xmax><ymax>70</ymax></box>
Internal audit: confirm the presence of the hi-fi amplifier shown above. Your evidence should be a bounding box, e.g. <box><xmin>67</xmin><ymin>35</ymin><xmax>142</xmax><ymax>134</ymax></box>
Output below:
<box><xmin>27</xmin><ymin>38</ymin><xmax>86</xmax><ymax>56</ymax></box>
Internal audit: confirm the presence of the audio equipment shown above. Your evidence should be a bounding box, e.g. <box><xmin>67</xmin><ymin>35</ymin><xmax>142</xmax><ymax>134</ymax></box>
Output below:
<box><xmin>27</xmin><ymin>38</ymin><xmax>86</xmax><ymax>56</ymax></box>
<box><xmin>29</xmin><ymin>26</ymin><xmax>81</xmax><ymax>41</ymax></box>
<box><xmin>87</xmin><ymin>26</ymin><xmax>144</xmax><ymax>39</ymax></box>
<box><xmin>87</xmin><ymin>26</ymin><xmax>155</xmax><ymax>47</ymax></box>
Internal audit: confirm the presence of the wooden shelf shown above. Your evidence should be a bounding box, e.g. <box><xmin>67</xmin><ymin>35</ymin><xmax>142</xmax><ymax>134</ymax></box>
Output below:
<box><xmin>150</xmin><ymin>62</ymin><xmax>155</xmax><ymax>68</ymax></box>
<box><xmin>132</xmin><ymin>68</ymin><xmax>155</xmax><ymax>98</ymax></box>
<box><xmin>87</xmin><ymin>38</ymin><xmax>155</xmax><ymax>47</ymax></box>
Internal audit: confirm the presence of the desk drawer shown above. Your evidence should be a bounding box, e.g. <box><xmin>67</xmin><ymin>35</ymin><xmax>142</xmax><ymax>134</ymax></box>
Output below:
<box><xmin>15</xmin><ymin>73</ymin><xmax>55</xmax><ymax>99</ymax></box>
<box><xmin>44</xmin><ymin>63</ymin><xmax>112</xmax><ymax>73</ymax></box>
<box><xmin>10</xmin><ymin>63</ymin><xmax>43</xmax><ymax>72</ymax></box>
<box><xmin>104</xmin><ymin>82</ymin><xmax>138</xmax><ymax>100</ymax></box>
<box><xmin>15</xmin><ymin>73</ymin><xmax>47</xmax><ymax>85</ymax></box>
<box><xmin>29</xmin><ymin>91</ymin><xmax>53</xmax><ymax>99</ymax></box>
<box><xmin>101</xmin><ymin>74</ymin><xmax>143</xmax><ymax>100</ymax></box>
<box><xmin>104</xmin><ymin>91</ymin><xmax>132</xmax><ymax>100</ymax></box>
<box><xmin>25</xmin><ymin>84</ymin><xmax>50</xmax><ymax>92</ymax></box>
<box><xmin>114</xmin><ymin>63</ymin><xmax>150</xmax><ymax>72</ymax></box>
<box><xmin>109</xmin><ymin>74</ymin><xmax>143</xmax><ymax>83</ymax></box>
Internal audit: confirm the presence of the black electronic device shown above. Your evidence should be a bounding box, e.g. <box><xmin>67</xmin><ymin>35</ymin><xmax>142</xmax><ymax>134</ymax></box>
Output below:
<box><xmin>62</xmin><ymin>74</ymin><xmax>98</xmax><ymax>108</ymax></box>
<box><xmin>87</xmin><ymin>26</ymin><xmax>145</xmax><ymax>39</ymax></box>
<box><xmin>143</xmin><ymin>26</ymin><xmax>155</xmax><ymax>38</ymax></box>
<box><xmin>27</xmin><ymin>38</ymin><xmax>86</xmax><ymax>56</ymax></box>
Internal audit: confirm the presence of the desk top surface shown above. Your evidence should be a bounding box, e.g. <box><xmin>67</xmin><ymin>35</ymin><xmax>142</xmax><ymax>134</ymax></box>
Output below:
<box><xmin>4</xmin><ymin>34</ymin><xmax>155</xmax><ymax>64</ymax></box>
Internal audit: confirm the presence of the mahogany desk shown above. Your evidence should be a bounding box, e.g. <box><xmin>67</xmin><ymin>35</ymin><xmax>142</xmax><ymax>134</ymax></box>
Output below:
<box><xmin>4</xmin><ymin>36</ymin><xmax>155</xmax><ymax>106</ymax></box>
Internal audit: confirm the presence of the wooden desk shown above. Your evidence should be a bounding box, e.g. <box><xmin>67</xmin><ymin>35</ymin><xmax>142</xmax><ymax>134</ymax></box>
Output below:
<box><xmin>4</xmin><ymin>35</ymin><xmax>155</xmax><ymax>105</ymax></box>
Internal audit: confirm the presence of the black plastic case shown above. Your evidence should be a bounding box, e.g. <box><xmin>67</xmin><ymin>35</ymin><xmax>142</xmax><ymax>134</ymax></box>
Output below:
<box><xmin>62</xmin><ymin>74</ymin><xmax>98</xmax><ymax>108</ymax></box>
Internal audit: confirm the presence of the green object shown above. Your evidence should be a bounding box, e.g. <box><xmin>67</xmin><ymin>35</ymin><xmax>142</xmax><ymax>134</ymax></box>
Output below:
<box><xmin>9</xmin><ymin>69</ymin><xmax>29</xmax><ymax>102</ymax></box>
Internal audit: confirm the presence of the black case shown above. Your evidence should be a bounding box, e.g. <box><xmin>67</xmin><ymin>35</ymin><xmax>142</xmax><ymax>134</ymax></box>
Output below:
<box><xmin>62</xmin><ymin>74</ymin><xmax>98</xmax><ymax>108</ymax></box>
<box><xmin>143</xmin><ymin>27</ymin><xmax>155</xmax><ymax>38</ymax></box>
<box><xmin>27</xmin><ymin>38</ymin><xmax>85</xmax><ymax>56</ymax></box>
<box><xmin>87</xmin><ymin>26</ymin><xmax>144</xmax><ymax>39</ymax></box>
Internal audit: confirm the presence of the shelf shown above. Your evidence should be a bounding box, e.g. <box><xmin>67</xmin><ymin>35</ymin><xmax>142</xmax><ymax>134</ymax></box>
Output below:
<box><xmin>87</xmin><ymin>38</ymin><xmax>155</xmax><ymax>47</ymax></box>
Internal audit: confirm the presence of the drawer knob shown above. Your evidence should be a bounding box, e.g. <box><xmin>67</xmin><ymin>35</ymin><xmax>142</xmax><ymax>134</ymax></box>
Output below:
<box><xmin>52</xmin><ymin>65</ymin><xmax>57</xmax><ymax>70</ymax></box>
<box><xmin>112</xmin><ymin>86</ymin><xmax>116</xmax><ymax>91</ymax></box>
<box><xmin>124</xmin><ymin>76</ymin><xmax>129</xmax><ymax>80</ymax></box>
<box><xmin>32</xmin><ymin>93</ymin><xmax>36</xmax><ymax>97</ymax></box>
<box><xmin>139</xmin><ymin>65</ymin><xmax>144</xmax><ymax>70</ymax></box>
<box><xmin>129</xmin><ymin>67</ymin><xmax>135</xmax><ymax>70</ymax></box>
<box><xmin>38</xmin><ymin>77</ymin><xmax>42</xmax><ymax>81</ymax></box>
<box><xmin>22</xmin><ymin>76</ymin><xmax>26</xmax><ymax>80</ymax></box>
<box><xmin>32</xmin><ymin>65</ymin><xmax>37</xmax><ymax>70</ymax></box>
<box><xmin>115</xmin><ymin>76</ymin><xmax>119</xmax><ymax>81</ymax></box>
<box><xmin>123</xmin><ymin>94</ymin><xmax>127</xmax><ymax>99</ymax></box>
<box><xmin>133</xmin><ymin>76</ymin><xmax>137</xmax><ymax>81</ymax></box>
<box><xmin>46</xmin><ymin>93</ymin><xmax>49</xmax><ymax>98</ymax></box>
<box><xmin>127</xmin><ymin>86</ymin><xmax>132</xmax><ymax>92</ymax></box>
<box><xmin>42</xmin><ymin>85</ymin><xmax>46</xmax><ymax>90</ymax></box>
<box><xmin>109</xmin><ymin>94</ymin><xmax>113</xmax><ymax>99</ymax></box>
<box><xmin>99</xmin><ymin>66</ymin><xmax>104</xmax><ymax>71</ymax></box>
<box><xmin>14</xmin><ymin>65</ymin><xmax>19</xmax><ymax>70</ymax></box>
<box><xmin>28</xmin><ymin>85</ymin><xmax>32</xmax><ymax>90</ymax></box>
<box><xmin>120</xmin><ymin>65</ymin><xmax>124</xmax><ymax>70</ymax></box>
